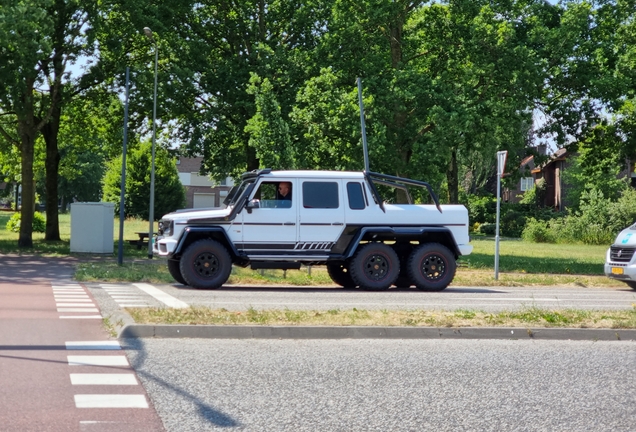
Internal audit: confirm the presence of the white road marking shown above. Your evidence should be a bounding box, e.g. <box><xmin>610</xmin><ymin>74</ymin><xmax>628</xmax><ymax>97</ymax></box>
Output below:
<box><xmin>57</xmin><ymin>308</ymin><xmax>99</xmax><ymax>313</ymax></box>
<box><xmin>56</xmin><ymin>303</ymin><xmax>97</xmax><ymax>307</ymax></box>
<box><xmin>68</xmin><ymin>356</ymin><xmax>129</xmax><ymax>366</ymax></box>
<box><xmin>60</xmin><ymin>315</ymin><xmax>102</xmax><ymax>319</ymax></box>
<box><xmin>55</xmin><ymin>297</ymin><xmax>93</xmax><ymax>303</ymax></box>
<box><xmin>66</xmin><ymin>341</ymin><xmax>121</xmax><ymax>350</ymax></box>
<box><xmin>118</xmin><ymin>304</ymin><xmax>150</xmax><ymax>308</ymax></box>
<box><xmin>133</xmin><ymin>283</ymin><xmax>188</xmax><ymax>308</ymax></box>
<box><xmin>70</xmin><ymin>374</ymin><xmax>137</xmax><ymax>385</ymax></box>
<box><xmin>54</xmin><ymin>295</ymin><xmax>90</xmax><ymax>299</ymax></box>
<box><xmin>74</xmin><ymin>394</ymin><xmax>148</xmax><ymax>408</ymax></box>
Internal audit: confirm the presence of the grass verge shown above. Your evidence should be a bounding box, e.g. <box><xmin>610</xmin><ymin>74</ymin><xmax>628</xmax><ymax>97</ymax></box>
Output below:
<box><xmin>128</xmin><ymin>305</ymin><xmax>636</xmax><ymax>329</ymax></box>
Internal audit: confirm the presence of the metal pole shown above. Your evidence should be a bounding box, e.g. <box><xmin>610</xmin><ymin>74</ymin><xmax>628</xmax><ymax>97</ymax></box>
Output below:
<box><xmin>145</xmin><ymin>28</ymin><xmax>158</xmax><ymax>259</ymax></box>
<box><xmin>357</xmin><ymin>78</ymin><xmax>370</xmax><ymax>173</ymax></box>
<box><xmin>118</xmin><ymin>68</ymin><xmax>130</xmax><ymax>265</ymax></box>
<box><xmin>494</xmin><ymin>171</ymin><xmax>501</xmax><ymax>280</ymax></box>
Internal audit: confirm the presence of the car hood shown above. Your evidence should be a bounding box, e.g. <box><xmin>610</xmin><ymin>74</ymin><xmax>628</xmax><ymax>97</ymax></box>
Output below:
<box><xmin>614</xmin><ymin>226</ymin><xmax>636</xmax><ymax>247</ymax></box>
<box><xmin>161</xmin><ymin>207</ymin><xmax>232</xmax><ymax>223</ymax></box>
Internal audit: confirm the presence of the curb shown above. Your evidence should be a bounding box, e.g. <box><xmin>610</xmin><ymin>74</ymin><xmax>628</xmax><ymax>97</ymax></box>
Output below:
<box><xmin>118</xmin><ymin>324</ymin><xmax>636</xmax><ymax>341</ymax></box>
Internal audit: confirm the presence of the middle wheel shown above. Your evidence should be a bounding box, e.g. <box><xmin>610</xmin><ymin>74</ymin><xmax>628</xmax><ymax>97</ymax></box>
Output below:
<box><xmin>350</xmin><ymin>243</ymin><xmax>399</xmax><ymax>290</ymax></box>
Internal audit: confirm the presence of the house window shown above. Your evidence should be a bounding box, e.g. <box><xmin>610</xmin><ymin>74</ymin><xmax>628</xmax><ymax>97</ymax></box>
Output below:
<box><xmin>520</xmin><ymin>177</ymin><xmax>534</xmax><ymax>192</ymax></box>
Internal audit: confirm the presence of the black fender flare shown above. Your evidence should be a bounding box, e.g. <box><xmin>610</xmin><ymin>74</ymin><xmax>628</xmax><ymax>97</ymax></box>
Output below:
<box><xmin>341</xmin><ymin>226</ymin><xmax>461</xmax><ymax>259</ymax></box>
<box><xmin>174</xmin><ymin>226</ymin><xmax>241</xmax><ymax>258</ymax></box>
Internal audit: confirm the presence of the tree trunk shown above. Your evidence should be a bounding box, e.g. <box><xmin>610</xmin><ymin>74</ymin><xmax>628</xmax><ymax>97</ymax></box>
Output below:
<box><xmin>17</xmin><ymin>123</ymin><xmax>36</xmax><ymax>248</ymax></box>
<box><xmin>42</xmin><ymin>104</ymin><xmax>62</xmax><ymax>241</ymax></box>
<box><xmin>446</xmin><ymin>146</ymin><xmax>459</xmax><ymax>204</ymax></box>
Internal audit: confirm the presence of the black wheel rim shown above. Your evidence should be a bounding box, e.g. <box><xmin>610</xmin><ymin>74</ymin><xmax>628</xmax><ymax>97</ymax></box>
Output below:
<box><xmin>363</xmin><ymin>254</ymin><xmax>389</xmax><ymax>281</ymax></box>
<box><xmin>420</xmin><ymin>254</ymin><xmax>446</xmax><ymax>281</ymax></box>
<box><xmin>193</xmin><ymin>252</ymin><xmax>220</xmax><ymax>278</ymax></box>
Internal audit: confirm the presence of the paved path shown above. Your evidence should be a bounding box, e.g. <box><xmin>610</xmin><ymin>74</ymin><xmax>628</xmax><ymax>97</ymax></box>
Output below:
<box><xmin>0</xmin><ymin>255</ymin><xmax>164</xmax><ymax>432</ymax></box>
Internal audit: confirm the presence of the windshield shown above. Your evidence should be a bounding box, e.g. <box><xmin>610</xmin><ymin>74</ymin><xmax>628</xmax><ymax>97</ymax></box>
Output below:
<box><xmin>223</xmin><ymin>180</ymin><xmax>253</xmax><ymax>207</ymax></box>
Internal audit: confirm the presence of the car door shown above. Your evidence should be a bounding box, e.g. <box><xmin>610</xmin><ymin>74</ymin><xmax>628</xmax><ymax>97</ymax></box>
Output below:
<box><xmin>240</xmin><ymin>179</ymin><xmax>298</xmax><ymax>255</ymax></box>
<box><xmin>298</xmin><ymin>179</ymin><xmax>345</xmax><ymax>250</ymax></box>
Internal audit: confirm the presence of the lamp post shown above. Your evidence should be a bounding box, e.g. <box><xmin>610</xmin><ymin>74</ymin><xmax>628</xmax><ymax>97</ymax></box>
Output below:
<box><xmin>144</xmin><ymin>26</ymin><xmax>158</xmax><ymax>259</ymax></box>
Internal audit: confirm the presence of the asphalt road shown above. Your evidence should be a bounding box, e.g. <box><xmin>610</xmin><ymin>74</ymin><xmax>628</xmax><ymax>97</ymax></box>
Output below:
<box><xmin>122</xmin><ymin>337</ymin><xmax>636</xmax><ymax>432</ymax></box>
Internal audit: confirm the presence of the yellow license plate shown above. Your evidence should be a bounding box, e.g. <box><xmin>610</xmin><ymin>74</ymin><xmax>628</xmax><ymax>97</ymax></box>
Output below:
<box><xmin>611</xmin><ymin>267</ymin><xmax>624</xmax><ymax>275</ymax></box>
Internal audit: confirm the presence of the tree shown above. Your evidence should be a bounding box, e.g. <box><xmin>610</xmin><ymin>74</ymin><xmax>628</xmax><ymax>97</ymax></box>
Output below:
<box><xmin>102</xmin><ymin>141</ymin><xmax>185</xmax><ymax>220</ymax></box>
<box><xmin>245</xmin><ymin>74</ymin><xmax>295</xmax><ymax>170</ymax></box>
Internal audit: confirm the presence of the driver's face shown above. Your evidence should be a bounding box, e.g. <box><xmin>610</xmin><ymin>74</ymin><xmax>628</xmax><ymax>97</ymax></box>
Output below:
<box><xmin>278</xmin><ymin>183</ymin><xmax>291</xmax><ymax>197</ymax></box>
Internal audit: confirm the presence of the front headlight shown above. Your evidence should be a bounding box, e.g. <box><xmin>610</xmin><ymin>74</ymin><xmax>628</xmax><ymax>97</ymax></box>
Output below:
<box><xmin>158</xmin><ymin>219</ymin><xmax>173</xmax><ymax>236</ymax></box>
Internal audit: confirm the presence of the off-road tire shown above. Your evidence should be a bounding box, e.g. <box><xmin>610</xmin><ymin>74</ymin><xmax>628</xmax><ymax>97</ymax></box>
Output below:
<box><xmin>625</xmin><ymin>281</ymin><xmax>636</xmax><ymax>290</ymax></box>
<box><xmin>408</xmin><ymin>243</ymin><xmax>456</xmax><ymax>291</ymax></box>
<box><xmin>179</xmin><ymin>239</ymin><xmax>232</xmax><ymax>289</ymax></box>
<box><xmin>167</xmin><ymin>258</ymin><xmax>187</xmax><ymax>285</ymax></box>
<box><xmin>326</xmin><ymin>262</ymin><xmax>356</xmax><ymax>288</ymax></box>
<box><xmin>350</xmin><ymin>243</ymin><xmax>399</xmax><ymax>291</ymax></box>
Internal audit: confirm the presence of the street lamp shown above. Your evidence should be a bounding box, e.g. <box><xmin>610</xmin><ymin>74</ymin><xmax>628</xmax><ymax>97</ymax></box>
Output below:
<box><xmin>144</xmin><ymin>26</ymin><xmax>158</xmax><ymax>259</ymax></box>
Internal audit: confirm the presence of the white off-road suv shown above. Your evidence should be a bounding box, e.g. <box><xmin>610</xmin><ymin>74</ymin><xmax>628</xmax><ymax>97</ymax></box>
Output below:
<box><xmin>153</xmin><ymin>169</ymin><xmax>472</xmax><ymax>291</ymax></box>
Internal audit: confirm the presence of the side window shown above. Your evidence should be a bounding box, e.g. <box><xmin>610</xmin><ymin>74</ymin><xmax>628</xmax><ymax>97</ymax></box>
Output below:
<box><xmin>302</xmin><ymin>182</ymin><xmax>339</xmax><ymax>209</ymax></box>
<box><xmin>347</xmin><ymin>182</ymin><xmax>366</xmax><ymax>210</ymax></box>
<box><xmin>253</xmin><ymin>182</ymin><xmax>292</xmax><ymax>208</ymax></box>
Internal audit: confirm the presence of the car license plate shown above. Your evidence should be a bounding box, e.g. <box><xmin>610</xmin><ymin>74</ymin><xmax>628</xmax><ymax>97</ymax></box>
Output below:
<box><xmin>611</xmin><ymin>267</ymin><xmax>624</xmax><ymax>275</ymax></box>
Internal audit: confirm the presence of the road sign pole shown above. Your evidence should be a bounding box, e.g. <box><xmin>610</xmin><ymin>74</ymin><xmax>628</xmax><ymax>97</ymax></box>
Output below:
<box><xmin>494</xmin><ymin>151</ymin><xmax>508</xmax><ymax>281</ymax></box>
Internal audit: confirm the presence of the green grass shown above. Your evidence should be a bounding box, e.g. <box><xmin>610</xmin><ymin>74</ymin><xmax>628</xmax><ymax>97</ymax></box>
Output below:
<box><xmin>460</xmin><ymin>238</ymin><xmax>607</xmax><ymax>275</ymax></box>
<box><xmin>127</xmin><ymin>304</ymin><xmax>636</xmax><ymax>329</ymax></box>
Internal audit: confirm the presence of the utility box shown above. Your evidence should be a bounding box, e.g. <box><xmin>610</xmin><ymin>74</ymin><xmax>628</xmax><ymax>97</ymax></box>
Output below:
<box><xmin>70</xmin><ymin>202</ymin><xmax>115</xmax><ymax>253</ymax></box>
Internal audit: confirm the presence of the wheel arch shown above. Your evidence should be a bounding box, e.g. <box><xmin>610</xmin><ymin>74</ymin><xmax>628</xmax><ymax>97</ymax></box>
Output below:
<box><xmin>173</xmin><ymin>227</ymin><xmax>244</xmax><ymax>263</ymax></box>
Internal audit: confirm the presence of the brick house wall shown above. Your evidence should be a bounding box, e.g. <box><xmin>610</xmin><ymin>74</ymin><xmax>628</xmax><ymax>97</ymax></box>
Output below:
<box><xmin>176</xmin><ymin>157</ymin><xmax>233</xmax><ymax>209</ymax></box>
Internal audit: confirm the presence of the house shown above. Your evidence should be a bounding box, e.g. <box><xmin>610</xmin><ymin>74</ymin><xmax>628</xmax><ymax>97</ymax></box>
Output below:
<box><xmin>504</xmin><ymin>145</ymin><xmax>571</xmax><ymax>211</ymax></box>
<box><xmin>176</xmin><ymin>157</ymin><xmax>234</xmax><ymax>209</ymax></box>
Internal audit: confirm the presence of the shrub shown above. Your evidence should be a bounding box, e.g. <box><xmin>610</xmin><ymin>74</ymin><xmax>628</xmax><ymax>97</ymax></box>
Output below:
<box><xmin>6</xmin><ymin>212</ymin><xmax>46</xmax><ymax>233</ymax></box>
<box><xmin>465</xmin><ymin>195</ymin><xmax>496</xmax><ymax>224</ymax></box>
<box><xmin>479</xmin><ymin>223</ymin><xmax>496</xmax><ymax>235</ymax></box>
<box><xmin>521</xmin><ymin>218</ymin><xmax>556</xmax><ymax>243</ymax></box>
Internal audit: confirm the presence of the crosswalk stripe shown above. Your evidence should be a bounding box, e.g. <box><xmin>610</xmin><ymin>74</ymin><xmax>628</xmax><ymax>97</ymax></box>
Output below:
<box><xmin>56</xmin><ymin>303</ymin><xmax>96</xmax><ymax>307</ymax></box>
<box><xmin>66</xmin><ymin>341</ymin><xmax>121</xmax><ymax>350</ymax></box>
<box><xmin>60</xmin><ymin>315</ymin><xmax>102</xmax><ymax>319</ymax></box>
<box><xmin>133</xmin><ymin>283</ymin><xmax>188</xmax><ymax>308</ymax></box>
<box><xmin>74</xmin><ymin>394</ymin><xmax>148</xmax><ymax>408</ymax></box>
<box><xmin>70</xmin><ymin>374</ymin><xmax>137</xmax><ymax>385</ymax></box>
<box><xmin>68</xmin><ymin>356</ymin><xmax>129</xmax><ymax>366</ymax></box>
<box><xmin>57</xmin><ymin>308</ymin><xmax>99</xmax><ymax>313</ymax></box>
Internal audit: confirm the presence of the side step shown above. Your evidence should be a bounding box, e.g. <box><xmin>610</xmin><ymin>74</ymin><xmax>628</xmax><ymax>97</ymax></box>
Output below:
<box><xmin>250</xmin><ymin>261</ymin><xmax>302</xmax><ymax>270</ymax></box>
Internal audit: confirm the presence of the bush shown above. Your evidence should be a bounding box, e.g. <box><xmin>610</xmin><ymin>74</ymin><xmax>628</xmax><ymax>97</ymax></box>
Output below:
<box><xmin>465</xmin><ymin>195</ymin><xmax>496</xmax><ymax>224</ymax></box>
<box><xmin>521</xmin><ymin>218</ymin><xmax>556</xmax><ymax>243</ymax></box>
<box><xmin>6</xmin><ymin>212</ymin><xmax>46</xmax><ymax>233</ymax></box>
<box><xmin>479</xmin><ymin>223</ymin><xmax>496</xmax><ymax>235</ymax></box>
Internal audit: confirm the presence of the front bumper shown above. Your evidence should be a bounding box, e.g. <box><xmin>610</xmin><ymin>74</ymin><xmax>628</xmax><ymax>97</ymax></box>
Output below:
<box><xmin>153</xmin><ymin>235</ymin><xmax>178</xmax><ymax>257</ymax></box>
<box><xmin>604</xmin><ymin>248</ymin><xmax>636</xmax><ymax>282</ymax></box>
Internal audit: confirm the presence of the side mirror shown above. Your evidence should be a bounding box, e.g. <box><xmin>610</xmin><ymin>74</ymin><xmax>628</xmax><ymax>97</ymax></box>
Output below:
<box><xmin>246</xmin><ymin>199</ymin><xmax>260</xmax><ymax>214</ymax></box>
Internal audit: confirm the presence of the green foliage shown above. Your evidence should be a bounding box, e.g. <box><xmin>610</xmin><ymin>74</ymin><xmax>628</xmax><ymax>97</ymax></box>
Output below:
<box><xmin>245</xmin><ymin>74</ymin><xmax>295</xmax><ymax>169</ymax></box>
<box><xmin>102</xmin><ymin>141</ymin><xmax>186</xmax><ymax>220</ymax></box>
<box><xmin>6</xmin><ymin>212</ymin><xmax>45</xmax><ymax>233</ymax></box>
<box><xmin>465</xmin><ymin>195</ymin><xmax>496</xmax><ymax>224</ymax></box>
<box><xmin>522</xmin><ymin>218</ymin><xmax>556</xmax><ymax>243</ymax></box>
<box><xmin>479</xmin><ymin>223</ymin><xmax>496</xmax><ymax>235</ymax></box>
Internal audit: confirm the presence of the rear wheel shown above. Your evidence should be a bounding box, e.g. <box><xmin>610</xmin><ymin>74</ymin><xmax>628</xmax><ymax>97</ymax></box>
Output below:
<box><xmin>179</xmin><ymin>239</ymin><xmax>232</xmax><ymax>289</ymax></box>
<box><xmin>408</xmin><ymin>243</ymin><xmax>456</xmax><ymax>291</ymax></box>
<box><xmin>326</xmin><ymin>262</ymin><xmax>356</xmax><ymax>288</ymax></box>
<box><xmin>350</xmin><ymin>243</ymin><xmax>399</xmax><ymax>291</ymax></box>
<box><xmin>167</xmin><ymin>259</ymin><xmax>187</xmax><ymax>285</ymax></box>
<box><xmin>625</xmin><ymin>281</ymin><xmax>636</xmax><ymax>290</ymax></box>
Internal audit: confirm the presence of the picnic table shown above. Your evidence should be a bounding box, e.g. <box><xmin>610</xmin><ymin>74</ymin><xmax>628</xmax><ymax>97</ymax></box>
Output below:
<box><xmin>129</xmin><ymin>232</ymin><xmax>150</xmax><ymax>249</ymax></box>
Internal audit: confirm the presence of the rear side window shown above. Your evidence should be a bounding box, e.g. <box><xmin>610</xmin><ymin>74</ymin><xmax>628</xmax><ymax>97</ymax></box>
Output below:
<box><xmin>302</xmin><ymin>182</ymin><xmax>339</xmax><ymax>209</ymax></box>
<box><xmin>347</xmin><ymin>182</ymin><xmax>365</xmax><ymax>210</ymax></box>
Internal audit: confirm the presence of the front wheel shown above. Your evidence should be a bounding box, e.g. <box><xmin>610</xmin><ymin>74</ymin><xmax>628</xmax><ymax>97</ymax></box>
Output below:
<box><xmin>167</xmin><ymin>258</ymin><xmax>187</xmax><ymax>285</ymax></box>
<box><xmin>179</xmin><ymin>239</ymin><xmax>232</xmax><ymax>289</ymax></box>
<box><xmin>625</xmin><ymin>281</ymin><xmax>636</xmax><ymax>291</ymax></box>
<box><xmin>408</xmin><ymin>243</ymin><xmax>456</xmax><ymax>291</ymax></box>
<box><xmin>350</xmin><ymin>243</ymin><xmax>399</xmax><ymax>291</ymax></box>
